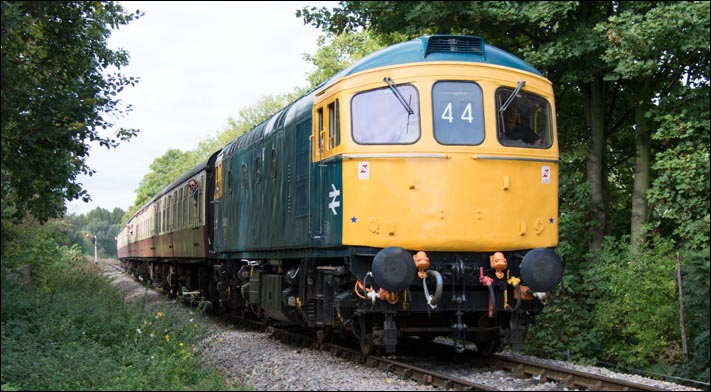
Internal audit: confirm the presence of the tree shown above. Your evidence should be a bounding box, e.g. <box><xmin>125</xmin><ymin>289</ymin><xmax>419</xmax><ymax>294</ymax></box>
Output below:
<box><xmin>302</xmin><ymin>30</ymin><xmax>392</xmax><ymax>88</ymax></box>
<box><xmin>1</xmin><ymin>1</ymin><xmax>142</xmax><ymax>224</ymax></box>
<box><xmin>60</xmin><ymin>207</ymin><xmax>124</xmax><ymax>258</ymax></box>
<box><xmin>121</xmin><ymin>92</ymin><xmax>298</xmax><ymax>225</ymax></box>
<box><xmin>123</xmin><ymin>148</ymin><xmax>194</xmax><ymax>223</ymax></box>
<box><xmin>593</xmin><ymin>2</ymin><xmax>710</xmax><ymax>250</ymax></box>
<box><xmin>297</xmin><ymin>0</ymin><xmax>710</xmax><ymax>252</ymax></box>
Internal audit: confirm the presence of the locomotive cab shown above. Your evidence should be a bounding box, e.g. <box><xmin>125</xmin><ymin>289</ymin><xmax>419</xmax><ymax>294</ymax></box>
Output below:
<box><xmin>309</xmin><ymin>35</ymin><xmax>563</xmax><ymax>354</ymax></box>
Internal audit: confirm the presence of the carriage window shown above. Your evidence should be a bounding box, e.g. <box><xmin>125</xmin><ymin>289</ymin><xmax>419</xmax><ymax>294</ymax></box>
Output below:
<box><xmin>182</xmin><ymin>186</ymin><xmax>188</xmax><ymax>226</ymax></box>
<box><xmin>271</xmin><ymin>149</ymin><xmax>277</xmax><ymax>178</ymax></box>
<box><xmin>178</xmin><ymin>188</ymin><xmax>183</xmax><ymax>228</ymax></box>
<box><xmin>352</xmin><ymin>85</ymin><xmax>420</xmax><ymax>144</ymax></box>
<box><xmin>316</xmin><ymin>108</ymin><xmax>324</xmax><ymax>158</ymax></box>
<box><xmin>165</xmin><ymin>197</ymin><xmax>170</xmax><ymax>231</ymax></box>
<box><xmin>172</xmin><ymin>192</ymin><xmax>177</xmax><ymax>228</ymax></box>
<box><xmin>156</xmin><ymin>205</ymin><xmax>161</xmax><ymax>234</ymax></box>
<box><xmin>496</xmin><ymin>88</ymin><xmax>552</xmax><ymax>148</ymax></box>
<box><xmin>328</xmin><ymin>100</ymin><xmax>340</xmax><ymax>148</ymax></box>
<box><xmin>432</xmin><ymin>81</ymin><xmax>484</xmax><ymax>145</ymax></box>
<box><xmin>215</xmin><ymin>159</ymin><xmax>223</xmax><ymax>199</ymax></box>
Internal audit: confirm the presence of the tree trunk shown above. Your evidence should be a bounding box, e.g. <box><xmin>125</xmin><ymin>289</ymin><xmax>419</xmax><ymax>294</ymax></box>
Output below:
<box><xmin>631</xmin><ymin>106</ymin><xmax>651</xmax><ymax>252</ymax></box>
<box><xmin>582</xmin><ymin>77</ymin><xmax>609</xmax><ymax>251</ymax></box>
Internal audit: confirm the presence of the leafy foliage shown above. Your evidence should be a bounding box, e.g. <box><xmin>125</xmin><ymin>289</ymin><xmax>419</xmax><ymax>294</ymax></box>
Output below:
<box><xmin>1</xmin><ymin>265</ymin><xmax>231</xmax><ymax>391</ymax></box>
<box><xmin>0</xmin><ymin>215</ymin><xmax>65</xmax><ymax>284</ymax></box>
<box><xmin>1</xmin><ymin>1</ymin><xmax>141</xmax><ymax>223</ymax></box>
<box><xmin>1</xmin><ymin>220</ymin><xmax>234</xmax><ymax>391</ymax></box>
<box><xmin>590</xmin><ymin>238</ymin><xmax>679</xmax><ymax>365</ymax></box>
<box><xmin>646</xmin><ymin>82</ymin><xmax>710</xmax><ymax>251</ymax></box>
<box><xmin>677</xmin><ymin>249</ymin><xmax>711</xmax><ymax>383</ymax></box>
<box><xmin>68</xmin><ymin>206</ymin><xmax>125</xmax><ymax>258</ymax></box>
<box><xmin>302</xmin><ymin>30</ymin><xmax>392</xmax><ymax>88</ymax></box>
<box><xmin>295</xmin><ymin>1</ymin><xmax>710</xmax><ymax>383</ymax></box>
<box><xmin>122</xmin><ymin>93</ymin><xmax>296</xmax><ymax>224</ymax></box>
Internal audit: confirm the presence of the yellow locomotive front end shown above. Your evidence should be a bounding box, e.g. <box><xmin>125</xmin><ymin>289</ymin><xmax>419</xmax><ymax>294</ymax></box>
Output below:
<box><xmin>309</xmin><ymin>36</ymin><xmax>564</xmax><ymax>355</ymax></box>
<box><xmin>317</xmin><ymin>63</ymin><xmax>559</xmax><ymax>253</ymax></box>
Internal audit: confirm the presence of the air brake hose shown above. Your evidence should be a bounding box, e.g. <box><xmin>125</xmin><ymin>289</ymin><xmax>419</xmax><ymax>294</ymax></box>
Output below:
<box><xmin>354</xmin><ymin>272</ymin><xmax>374</xmax><ymax>300</ymax></box>
<box><xmin>422</xmin><ymin>269</ymin><xmax>443</xmax><ymax>309</ymax></box>
<box><xmin>506</xmin><ymin>276</ymin><xmax>522</xmax><ymax>312</ymax></box>
<box><xmin>507</xmin><ymin>285</ymin><xmax>522</xmax><ymax>312</ymax></box>
<box><xmin>354</xmin><ymin>280</ymin><xmax>367</xmax><ymax>299</ymax></box>
<box><xmin>479</xmin><ymin>267</ymin><xmax>496</xmax><ymax>318</ymax></box>
<box><xmin>486</xmin><ymin>283</ymin><xmax>496</xmax><ymax>318</ymax></box>
<box><xmin>359</xmin><ymin>272</ymin><xmax>378</xmax><ymax>304</ymax></box>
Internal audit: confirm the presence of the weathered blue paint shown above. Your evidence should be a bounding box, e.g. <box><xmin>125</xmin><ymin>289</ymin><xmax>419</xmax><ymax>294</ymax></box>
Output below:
<box><xmin>323</xmin><ymin>35</ymin><xmax>542</xmax><ymax>88</ymax></box>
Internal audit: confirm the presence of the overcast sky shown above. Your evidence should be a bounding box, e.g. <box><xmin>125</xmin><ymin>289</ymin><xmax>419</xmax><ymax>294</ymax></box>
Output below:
<box><xmin>66</xmin><ymin>1</ymin><xmax>334</xmax><ymax>215</ymax></box>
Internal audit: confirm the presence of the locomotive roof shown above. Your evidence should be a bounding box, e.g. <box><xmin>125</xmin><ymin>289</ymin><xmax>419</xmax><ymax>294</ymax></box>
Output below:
<box><xmin>322</xmin><ymin>35</ymin><xmax>543</xmax><ymax>86</ymax></box>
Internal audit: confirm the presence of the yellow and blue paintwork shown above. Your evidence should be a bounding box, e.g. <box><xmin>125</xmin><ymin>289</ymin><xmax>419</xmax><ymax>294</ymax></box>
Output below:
<box><xmin>314</xmin><ymin>61</ymin><xmax>558</xmax><ymax>254</ymax></box>
<box><xmin>206</xmin><ymin>35</ymin><xmax>558</xmax><ymax>259</ymax></box>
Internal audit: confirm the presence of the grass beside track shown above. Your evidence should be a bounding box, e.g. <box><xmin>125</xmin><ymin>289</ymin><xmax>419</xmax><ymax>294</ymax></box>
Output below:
<box><xmin>1</xmin><ymin>258</ymin><xmax>241</xmax><ymax>391</ymax></box>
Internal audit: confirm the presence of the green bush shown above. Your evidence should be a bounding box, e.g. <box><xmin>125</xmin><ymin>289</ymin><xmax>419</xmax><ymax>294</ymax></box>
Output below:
<box><xmin>1</xmin><ymin>221</ymin><xmax>239</xmax><ymax>391</ymax></box>
<box><xmin>677</xmin><ymin>249</ymin><xmax>710</xmax><ymax>384</ymax></box>
<box><xmin>527</xmin><ymin>235</ymin><xmax>709</xmax><ymax>387</ymax></box>
<box><xmin>589</xmin><ymin>237</ymin><xmax>680</xmax><ymax>365</ymax></box>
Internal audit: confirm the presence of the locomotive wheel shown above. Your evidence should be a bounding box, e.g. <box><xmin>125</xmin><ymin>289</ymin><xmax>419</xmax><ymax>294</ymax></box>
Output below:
<box><xmin>167</xmin><ymin>284</ymin><xmax>178</xmax><ymax>299</ymax></box>
<box><xmin>475</xmin><ymin>338</ymin><xmax>501</xmax><ymax>357</ymax></box>
<box><xmin>359</xmin><ymin>333</ymin><xmax>385</xmax><ymax>356</ymax></box>
<box><xmin>316</xmin><ymin>329</ymin><xmax>332</xmax><ymax>344</ymax></box>
<box><xmin>359</xmin><ymin>333</ymin><xmax>375</xmax><ymax>356</ymax></box>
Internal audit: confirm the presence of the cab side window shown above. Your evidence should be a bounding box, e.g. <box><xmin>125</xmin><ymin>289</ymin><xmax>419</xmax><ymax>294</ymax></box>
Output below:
<box><xmin>496</xmin><ymin>88</ymin><xmax>552</xmax><ymax>148</ymax></box>
<box><xmin>328</xmin><ymin>100</ymin><xmax>340</xmax><ymax>149</ymax></box>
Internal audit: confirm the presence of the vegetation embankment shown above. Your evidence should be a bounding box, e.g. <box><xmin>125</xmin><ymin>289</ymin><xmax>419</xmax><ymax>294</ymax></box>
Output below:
<box><xmin>0</xmin><ymin>223</ymin><xmax>239</xmax><ymax>391</ymax></box>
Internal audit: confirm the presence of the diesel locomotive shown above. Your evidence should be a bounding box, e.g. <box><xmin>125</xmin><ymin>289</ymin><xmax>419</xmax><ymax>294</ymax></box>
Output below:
<box><xmin>118</xmin><ymin>35</ymin><xmax>564</xmax><ymax>356</ymax></box>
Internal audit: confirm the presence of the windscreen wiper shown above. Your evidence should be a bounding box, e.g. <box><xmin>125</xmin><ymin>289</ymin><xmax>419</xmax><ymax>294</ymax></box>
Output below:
<box><xmin>384</xmin><ymin>76</ymin><xmax>414</xmax><ymax>115</ymax></box>
<box><xmin>499</xmin><ymin>80</ymin><xmax>526</xmax><ymax>113</ymax></box>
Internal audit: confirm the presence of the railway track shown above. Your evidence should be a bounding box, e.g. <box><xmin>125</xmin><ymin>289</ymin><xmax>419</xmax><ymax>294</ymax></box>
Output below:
<box><xmin>252</xmin><ymin>323</ymin><xmax>672</xmax><ymax>391</ymax></box>
<box><xmin>487</xmin><ymin>353</ymin><xmax>670</xmax><ymax>391</ymax></box>
<box><xmin>229</xmin><ymin>320</ymin><xmax>499</xmax><ymax>391</ymax></box>
<box><xmin>104</xmin><ymin>261</ymin><xmax>679</xmax><ymax>391</ymax></box>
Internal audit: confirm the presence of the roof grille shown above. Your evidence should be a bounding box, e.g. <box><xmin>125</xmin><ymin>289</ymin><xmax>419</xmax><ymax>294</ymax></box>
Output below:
<box><xmin>426</xmin><ymin>36</ymin><xmax>484</xmax><ymax>56</ymax></box>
